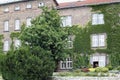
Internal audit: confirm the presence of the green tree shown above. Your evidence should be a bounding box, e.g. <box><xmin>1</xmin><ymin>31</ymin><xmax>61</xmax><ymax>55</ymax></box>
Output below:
<box><xmin>1</xmin><ymin>46</ymin><xmax>55</xmax><ymax>80</ymax></box>
<box><xmin>20</xmin><ymin>7</ymin><xmax>68</xmax><ymax>71</ymax></box>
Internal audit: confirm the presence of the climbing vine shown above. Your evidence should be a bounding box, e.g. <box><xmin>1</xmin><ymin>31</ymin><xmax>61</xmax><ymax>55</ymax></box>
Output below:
<box><xmin>73</xmin><ymin>4</ymin><xmax>120</xmax><ymax>68</ymax></box>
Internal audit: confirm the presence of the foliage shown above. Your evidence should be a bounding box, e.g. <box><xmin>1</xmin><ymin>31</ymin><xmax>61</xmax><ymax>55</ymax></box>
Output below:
<box><xmin>19</xmin><ymin>7</ymin><xmax>68</xmax><ymax>71</ymax></box>
<box><xmin>89</xmin><ymin>68</ymin><xmax>96</xmax><ymax>72</ymax></box>
<box><xmin>73</xmin><ymin>4</ymin><xmax>120</xmax><ymax>68</ymax></box>
<box><xmin>95</xmin><ymin>67</ymin><xmax>109</xmax><ymax>73</ymax></box>
<box><xmin>73</xmin><ymin>53</ymin><xmax>89</xmax><ymax>69</ymax></box>
<box><xmin>1</xmin><ymin>46</ymin><xmax>55</xmax><ymax>80</ymax></box>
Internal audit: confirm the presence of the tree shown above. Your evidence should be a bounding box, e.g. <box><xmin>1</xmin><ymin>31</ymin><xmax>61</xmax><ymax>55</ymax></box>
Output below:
<box><xmin>1</xmin><ymin>46</ymin><xmax>55</xmax><ymax>80</ymax></box>
<box><xmin>20</xmin><ymin>7</ymin><xmax>68</xmax><ymax>71</ymax></box>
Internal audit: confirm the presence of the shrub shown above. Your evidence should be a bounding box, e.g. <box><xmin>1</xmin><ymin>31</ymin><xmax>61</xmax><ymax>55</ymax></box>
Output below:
<box><xmin>106</xmin><ymin>64</ymin><xmax>113</xmax><ymax>70</ymax></box>
<box><xmin>116</xmin><ymin>66</ymin><xmax>120</xmax><ymax>70</ymax></box>
<box><xmin>95</xmin><ymin>67</ymin><xmax>109</xmax><ymax>73</ymax></box>
<box><xmin>89</xmin><ymin>68</ymin><xmax>95</xmax><ymax>72</ymax></box>
<box><xmin>1</xmin><ymin>46</ymin><xmax>55</xmax><ymax>80</ymax></box>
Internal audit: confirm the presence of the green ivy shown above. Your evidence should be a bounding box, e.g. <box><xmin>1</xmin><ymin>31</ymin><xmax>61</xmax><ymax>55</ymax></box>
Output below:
<box><xmin>73</xmin><ymin>3</ymin><xmax>120</xmax><ymax>68</ymax></box>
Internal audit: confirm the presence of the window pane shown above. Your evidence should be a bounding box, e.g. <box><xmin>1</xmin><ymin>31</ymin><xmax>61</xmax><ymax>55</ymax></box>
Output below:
<box><xmin>99</xmin><ymin>34</ymin><xmax>105</xmax><ymax>47</ymax></box>
<box><xmin>26</xmin><ymin>3</ymin><xmax>32</xmax><ymax>9</ymax></box>
<box><xmin>15</xmin><ymin>39</ymin><xmax>21</xmax><ymax>48</ymax></box>
<box><xmin>27</xmin><ymin>18</ymin><xmax>32</xmax><ymax>27</ymax></box>
<box><xmin>4</xmin><ymin>21</ymin><xmax>9</xmax><ymax>31</ymax></box>
<box><xmin>4</xmin><ymin>7</ymin><xmax>9</xmax><ymax>12</ymax></box>
<box><xmin>98</xmin><ymin>14</ymin><xmax>104</xmax><ymax>24</ymax></box>
<box><xmin>15</xmin><ymin>6</ymin><xmax>20</xmax><ymax>11</ymax></box>
<box><xmin>3</xmin><ymin>40</ymin><xmax>9</xmax><ymax>51</ymax></box>
<box><xmin>61</xmin><ymin>16</ymin><xmax>72</xmax><ymax>27</ymax></box>
<box><xmin>15</xmin><ymin>19</ymin><xmax>20</xmax><ymax>30</ymax></box>
<box><xmin>91</xmin><ymin>35</ymin><xmax>98</xmax><ymax>47</ymax></box>
<box><xmin>66</xmin><ymin>16</ymin><xmax>72</xmax><ymax>26</ymax></box>
<box><xmin>92</xmin><ymin>14</ymin><xmax>98</xmax><ymax>25</ymax></box>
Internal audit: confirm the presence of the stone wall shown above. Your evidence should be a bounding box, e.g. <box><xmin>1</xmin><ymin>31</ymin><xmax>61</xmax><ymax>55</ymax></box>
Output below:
<box><xmin>52</xmin><ymin>76</ymin><xmax>120</xmax><ymax>80</ymax></box>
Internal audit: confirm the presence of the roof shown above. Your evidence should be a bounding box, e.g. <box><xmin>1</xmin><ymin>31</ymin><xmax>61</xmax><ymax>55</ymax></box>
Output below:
<box><xmin>0</xmin><ymin>0</ymin><xmax>58</xmax><ymax>6</ymax></box>
<box><xmin>0</xmin><ymin>0</ymin><xmax>33</xmax><ymax>5</ymax></box>
<box><xmin>57</xmin><ymin>0</ymin><xmax>120</xmax><ymax>9</ymax></box>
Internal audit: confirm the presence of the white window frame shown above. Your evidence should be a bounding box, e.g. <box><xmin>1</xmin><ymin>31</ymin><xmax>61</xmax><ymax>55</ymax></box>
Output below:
<box><xmin>15</xmin><ymin>19</ymin><xmax>20</xmax><ymax>30</ymax></box>
<box><xmin>26</xmin><ymin>3</ymin><xmax>32</xmax><ymax>9</ymax></box>
<box><xmin>26</xmin><ymin>17</ymin><xmax>32</xmax><ymax>27</ymax></box>
<box><xmin>60</xmin><ymin>57</ymin><xmax>73</xmax><ymax>69</ymax></box>
<box><xmin>14</xmin><ymin>39</ymin><xmax>21</xmax><ymax>48</ymax></box>
<box><xmin>92</xmin><ymin>13</ymin><xmax>104</xmax><ymax>25</ymax></box>
<box><xmin>61</xmin><ymin>16</ymin><xmax>72</xmax><ymax>27</ymax></box>
<box><xmin>15</xmin><ymin>6</ymin><xmax>20</xmax><ymax>11</ymax></box>
<box><xmin>4</xmin><ymin>20</ymin><xmax>9</xmax><ymax>31</ymax></box>
<box><xmin>91</xmin><ymin>33</ymin><xmax>106</xmax><ymax>48</ymax></box>
<box><xmin>3</xmin><ymin>40</ymin><xmax>9</xmax><ymax>51</ymax></box>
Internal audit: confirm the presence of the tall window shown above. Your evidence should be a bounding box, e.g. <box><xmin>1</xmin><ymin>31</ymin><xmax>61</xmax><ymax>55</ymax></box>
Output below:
<box><xmin>15</xmin><ymin>39</ymin><xmax>21</xmax><ymax>48</ymax></box>
<box><xmin>61</xmin><ymin>16</ymin><xmax>72</xmax><ymax>27</ymax></box>
<box><xmin>3</xmin><ymin>40</ymin><xmax>9</xmax><ymax>51</ymax></box>
<box><xmin>26</xmin><ymin>17</ymin><xmax>32</xmax><ymax>27</ymax></box>
<box><xmin>91</xmin><ymin>34</ymin><xmax>106</xmax><ymax>48</ymax></box>
<box><xmin>4</xmin><ymin>20</ymin><xmax>9</xmax><ymax>31</ymax></box>
<box><xmin>92</xmin><ymin>14</ymin><xmax>104</xmax><ymax>25</ymax></box>
<box><xmin>15</xmin><ymin>19</ymin><xmax>20</xmax><ymax>30</ymax></box>
<box><xmin>60</xmin><ymin>58</ymin><xmax>73</xmax><ymax>69</ymax></box>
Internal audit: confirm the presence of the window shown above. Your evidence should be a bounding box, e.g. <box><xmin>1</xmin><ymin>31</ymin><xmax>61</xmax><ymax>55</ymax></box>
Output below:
<box><xmin>61</xmin><ymin>16</ymin><xmax>72</xmax><ymax>27</ymax></box>
<box><xmin>91</xmin><ymin>34</ymin><xmax>106</xmax><ymax>48</ymax></box>
<box><xmin>15</xmin><ymin>39</ymin><xmax>21</xmax><ymax>48</ymax></box>
<box><xmin>4</xmin><ymin>21</ymin><xmax>9</xmax><ymax>31</ymax></box>
<box><xmin>67</xmin><ymin>36</ymin><xmax>73</xmax><ymax>48</ymax></box>
<box><xmin>92</xmin><ymin>14</ymin><xmax>104</xmax><ymax>25</ymax></box>
<box><xmin>15</xmin><ymin>19</ymin><xmax>20</xmax><ymax>30</ymax></box>
<box><xmin>3</xmin><ymin>40</ymin><xmax>9</xmax><ymax>51</ymax></box>
<box><xmin>38</xmin><ymin>2</ymin><xmax>44</xmax><ymax>7</ymax></box>
<box><xmin>26</xmin><ymin>17</ymin><xmax>32</xmax><ymax>27</ymax></box>
<box><xmin>26</xmin><ymin>3</ymin><xmax>32</xmax><ymax>9</ymax></box>
<box><xmin>4</xmin><ymin>7</ymin><xmax>9</xmax><ymax>12</ymax></box>
<box><xmin>15</xmin><ymin>6</ymin><xmax>20</xmax><ymax>11</ymax></box>
<box><xmin>60</xmin><ymin>58</ymin><xmax>73</xmax><ymax>69</ymax></box>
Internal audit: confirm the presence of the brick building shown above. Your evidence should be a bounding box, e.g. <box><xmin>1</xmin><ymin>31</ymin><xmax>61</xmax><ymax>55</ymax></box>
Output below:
<box><xmin>0</xmin><ymin>0</ymin><xmax>120</xmax><ymax>71</ymax></box>
<box><xmin>0</xmin><ymin>0</ymin><xmax>57</xmax><ymax>52</ymax></box>
<box><xmin>56</xmin><ymin>0</ymin><xmax>120</xmax><ymax>70</ymax></box>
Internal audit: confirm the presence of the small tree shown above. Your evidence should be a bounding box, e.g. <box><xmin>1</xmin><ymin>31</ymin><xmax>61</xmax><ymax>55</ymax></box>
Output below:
<box><xmin>20</xmin><ymin>7</ymin><xmax>68</xmax><ymax>71</ymax></box>
<box><xmin>1</xmin><ymin>46</ymin><xmax>55</xmax><ymax>80</ymax></box>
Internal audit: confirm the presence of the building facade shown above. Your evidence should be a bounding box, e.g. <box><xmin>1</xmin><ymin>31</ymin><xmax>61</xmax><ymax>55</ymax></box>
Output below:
<box><xmin>0</xmin><ymin>0</ymin><xmax>56</xmax><ymax>52</ymax></box>
<box><xmin>56</xmin><ymin>0</ymin><xmax>120</xmax><ymax>70</ymax></box>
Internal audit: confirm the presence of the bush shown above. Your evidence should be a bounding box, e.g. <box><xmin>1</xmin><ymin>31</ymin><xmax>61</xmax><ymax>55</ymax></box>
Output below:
<box><xmin>106</xmin><ymin>64</ymin><xmax>113</xmax><ymax>70</ymax></box>
<box><xmin>95</xmin><ymin>67</ymin><xmax>109</xmax><ymax>73</ymax></box>
<box><xmin>1</xmin><ymin>46</ymin><xmax>55</xmax><ymax>80</ymax></box>
<box><xmin>89</xmin><ymin>68</ymin><xmax>95</xmax><ymax>72</ymax></box>
<box><xmin>116</xmin><ymin>66</ymin><xmax>120</xmax><ymax>70</ymax></box>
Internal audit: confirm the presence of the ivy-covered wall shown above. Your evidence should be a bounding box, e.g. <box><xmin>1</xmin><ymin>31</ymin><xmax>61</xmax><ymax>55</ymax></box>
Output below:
<box><xmin>73</xmin><ymin>3</ymin><xmax>120</xmax><ymax>68</ymax></box>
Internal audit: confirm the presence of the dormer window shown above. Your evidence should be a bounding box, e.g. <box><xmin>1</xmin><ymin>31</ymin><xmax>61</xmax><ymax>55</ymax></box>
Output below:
<box><xmin>15</xmin><ymin>6</ymin><xmax>20</xmax><ymax>11</ymax></box>
<box><xmin>38</xmin><ymin>2</ymin><xmax>44</xmax><ymax>7</ymax></box>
